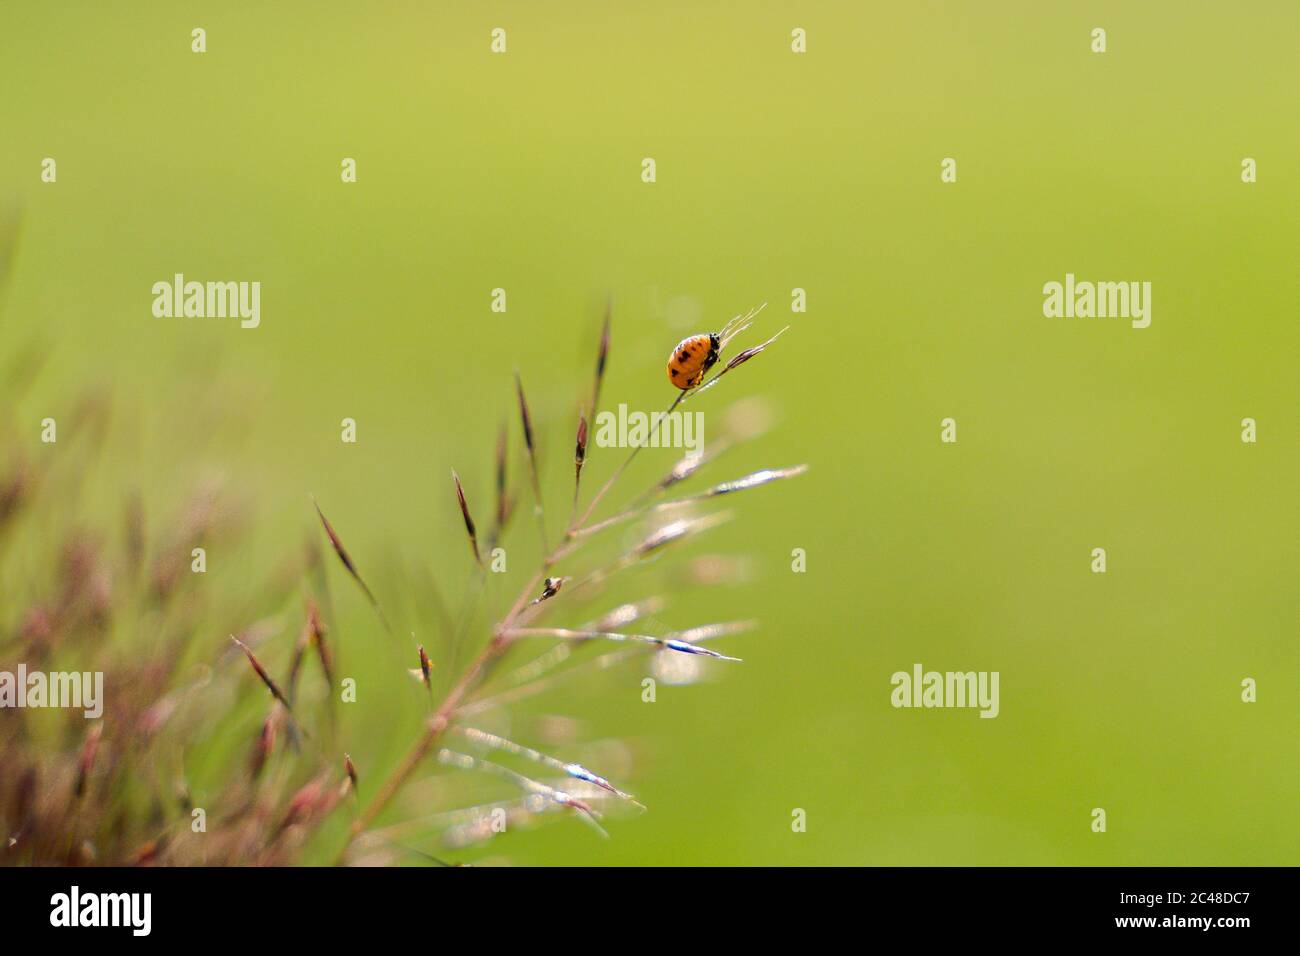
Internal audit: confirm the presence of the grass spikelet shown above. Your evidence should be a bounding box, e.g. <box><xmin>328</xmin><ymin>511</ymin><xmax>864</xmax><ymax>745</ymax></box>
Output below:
<box><xmin>230</xmin><ymin>635</ymin><xmax>292</xmax><ymax>710</ymax></box>
<box><xmin>572</xmin><ymin>412</ymin><xmax>588</xmax><ymax>509</ymax></box>
<box><xmin>656</xmin><ymin>464</ymin><xmax>809</xmax><ymax>507</ymax></box>
<box><xmin>591</xmin><ymin>299</ymin><xmax>611</xmax><ymax>413</ymax></box>
<box><xmin>593</xmin><ymin>596</ymin><xmax>666</xmax><ymax>631</ymax></box>
<box><xmin>474</xmin><ymin>597</ymin><xmax>668</xmax><ymax>699</ymax></box>
<box><xmin>634</xmin><ymin>511</ymin><xmax>732</xmax><ymax>558</ymax></box>
<box><xmin>308</xmin><ymin>601</ymin><xmax>333</xmax><ymax>690</ymax></box>
<box><xmin>491</xmin><ymin>421</ymin><xmax>509</xmax><ymax>544</ymax></box>
<box><xmin>451</xmin><ymin>469</ymin><xmax>483</xmax><ymax>568</ymax></box>
<box><xmin>461</xmin><ymin>618</ymin><xmax>754</xmax><ymax>720</ymax></box>
<box><xmin>656</xmin><ymin>446</ymin><xmax>718</xmax><ymax>492</ymax></box>
<box><xmin>312</xmin><ymin>498</ymin><xmax>392</xmax><ymax>634</ymax></box>
<box><xmin>287</xmin><ymin>604</ymin><xmax>324</xmax><ymax>703</ymax></box>
<box><xmin>415</xmin><ymin>644</ymin><xmax>433</xmax><ymax>692</ymax></box>
<box><xmin>528</xmin><ymin>575</ymin><xmax>566</xmax><ymax>606</ymax></box>
<box><xmin>250</xmin><ymin>711</ymin><xmax>277</xmax><ymax>779</ymax></box>
<box><xmin>514</xmin><ymin>371</ymin><xmax>548</xmax><ymax>549</ymax></box>
<box><xmin>687</xmin><ymin>325</ymin><xmax>790</xmax><ymax>400</ymax></box>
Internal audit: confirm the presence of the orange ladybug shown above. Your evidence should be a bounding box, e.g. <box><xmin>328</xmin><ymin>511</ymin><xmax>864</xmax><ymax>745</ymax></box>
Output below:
<box><xmin>666</xmin><ymin>312</ymin><xmax>754</xmax><ymax>390</ymax></box>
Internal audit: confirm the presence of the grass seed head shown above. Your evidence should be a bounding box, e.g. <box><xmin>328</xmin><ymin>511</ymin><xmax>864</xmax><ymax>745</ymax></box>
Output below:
<box><xmin>312</xmin><ymin>499</ymin><xmax>388</xmax><ymax>623</ymax></box>
<box><xmin>0</xmin><ymin>299</ymin><xmax>800</xmax><ymax>865</ymax></box>
<box><xmin>574</xmin><ymin>414</ymin><xmax>588</xmax><ymax>470</ymax></box>
<box><xmin>592</xmin><ymin>299</ymin><xmax>612</xmax><ymax>412</ymax></box>
<box><xmin>451</xmin><ymin>469</ymin><xmax>483</xmax><ymax>568</ymax></box>
<box><xmin>231</xmin><ymin>635</ymin><xmax>291</xmax><ymax>710</ymax></box>
<box><xmin>419</xmin><ymin>644</ymin><xmax>433</xmax><ymax>687</ymax></box>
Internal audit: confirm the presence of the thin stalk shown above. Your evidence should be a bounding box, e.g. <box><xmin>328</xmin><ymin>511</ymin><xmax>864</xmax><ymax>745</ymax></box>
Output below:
<box><xmin>337</xmin><ymin>567</ymin><xmax>544</xmax><ymax>861</ymax></box>
<box><xmin>571</xmin><ymin>391</ymin><xmax>685</xmax><ymax>532</ymax></box>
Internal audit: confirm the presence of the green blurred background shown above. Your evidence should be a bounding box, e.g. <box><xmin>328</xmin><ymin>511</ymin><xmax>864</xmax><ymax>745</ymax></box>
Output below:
<box><xmin>1</xmin><ymin>1</ymin><xmax>1295</xmax><ymax>864</ymax></box>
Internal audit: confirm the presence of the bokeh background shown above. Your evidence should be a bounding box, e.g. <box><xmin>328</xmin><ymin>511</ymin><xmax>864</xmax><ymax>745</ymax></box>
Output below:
<box><xmin>1</xmin><ymin>1</ymin><xmax>1295</xmax><ymax>864</ymax></box>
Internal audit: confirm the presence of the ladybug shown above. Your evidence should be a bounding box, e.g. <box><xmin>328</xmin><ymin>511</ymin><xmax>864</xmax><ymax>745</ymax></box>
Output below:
<box><xmin>666</xmin><ymin>312</ymin><xmax>753</xmax><ymax>390</ymax></box>
<box><xmin>666</xmin><ymin>333</ymin><xmax>719</xmax><ymax>390</ymax></box>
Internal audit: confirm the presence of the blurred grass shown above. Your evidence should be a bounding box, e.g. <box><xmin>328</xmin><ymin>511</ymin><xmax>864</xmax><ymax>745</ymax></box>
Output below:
<box><xmin>0</xmin><ymin>1</ymin><xmax>1296</xmax><ymax>864</ymax></box>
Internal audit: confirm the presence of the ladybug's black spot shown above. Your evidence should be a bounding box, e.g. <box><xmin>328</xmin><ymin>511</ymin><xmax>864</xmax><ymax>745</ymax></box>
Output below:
<box><xmin>679</xmin><ymin>351</ymin><xmax>690</xmax><ymax>362</ymax></box>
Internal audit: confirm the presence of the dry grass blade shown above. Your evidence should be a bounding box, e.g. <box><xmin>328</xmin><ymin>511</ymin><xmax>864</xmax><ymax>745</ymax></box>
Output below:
<box><xmin>451</xmin><ymin>469</ymin><xmax>483</xmax><ymax>568</ymax></box>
